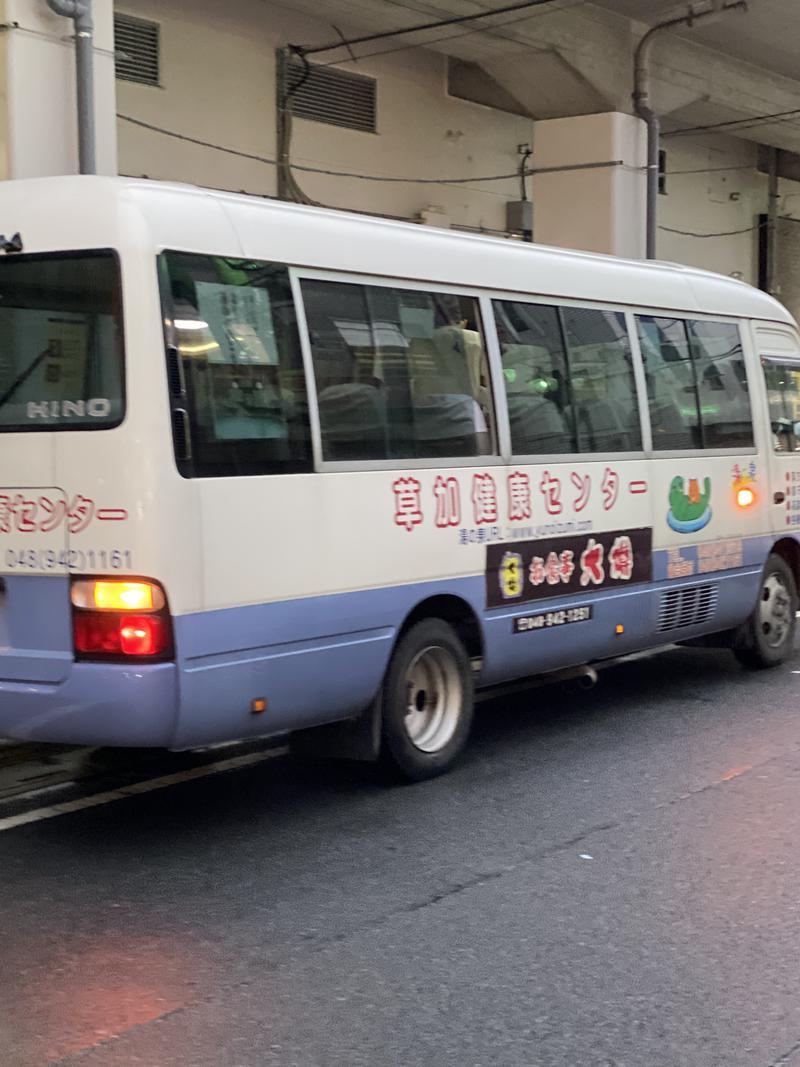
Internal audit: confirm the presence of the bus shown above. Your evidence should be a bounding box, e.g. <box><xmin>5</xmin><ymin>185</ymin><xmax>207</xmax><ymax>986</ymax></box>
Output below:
<box><xmin>0</xmin><ymin>174</ymin><xmax>797</xmax><ymax>780</ymax></box>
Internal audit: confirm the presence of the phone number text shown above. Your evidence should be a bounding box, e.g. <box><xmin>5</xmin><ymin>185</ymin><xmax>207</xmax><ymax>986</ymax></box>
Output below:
<box><xmin>5</xmin><ymin>548</ymin><xmax>133</xmax><ymax>571</ymax></box>
<box><xmin>512</xmin><ymin>605</ymin><xmax>593</xmax><ymax>634</ymax></box>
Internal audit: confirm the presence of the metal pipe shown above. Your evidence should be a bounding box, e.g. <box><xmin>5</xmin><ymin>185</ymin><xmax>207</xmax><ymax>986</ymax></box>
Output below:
<box><xmin>46</xmin><ymin>0</ymin><xmax>96</xmax><ymax>174</ymax></box>
<box><xmin>767</xmin><ymin>146</ymin><xmax>780</xmax><ymax>295</ymax></box>
<box><xmin>633</xmin><ymin>1</ymin><xmax>748</xmax><ymax>259</ymax></box>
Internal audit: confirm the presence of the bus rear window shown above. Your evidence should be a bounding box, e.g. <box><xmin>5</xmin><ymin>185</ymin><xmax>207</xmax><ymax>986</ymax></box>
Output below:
<box><xmin>0</xmin><ymin>250</ymin><xmax>124</xmax><ymax>431</ymax></box>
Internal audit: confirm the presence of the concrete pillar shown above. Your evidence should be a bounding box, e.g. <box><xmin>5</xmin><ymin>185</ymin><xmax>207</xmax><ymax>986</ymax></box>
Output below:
<box><xmin>0</xmin><ymin>0</ymin><xmax>116</xmax><ymax>178</ymax></box>
<box><xmin>532</xmin><ymin>112</ymin><xmax>646</xmax><ymax>260</ymax></box>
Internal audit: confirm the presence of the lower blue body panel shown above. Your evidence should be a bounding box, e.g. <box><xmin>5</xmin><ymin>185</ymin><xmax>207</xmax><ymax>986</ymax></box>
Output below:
<box><xmin>0</xmin><ymin>662</ymin><xmax>178</xmax><ymax>746</ymax></box>
<box><xmin>0</xmin><ymin>546</ymin><xmax>773</xmax><ymax>748</ymax></box>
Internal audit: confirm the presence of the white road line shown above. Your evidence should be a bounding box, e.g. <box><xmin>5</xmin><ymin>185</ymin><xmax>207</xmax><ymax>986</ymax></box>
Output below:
<box><xmin>0</xmin><ymin>747</ymin><xmax>288</xmax><ymax>833</ymax></box>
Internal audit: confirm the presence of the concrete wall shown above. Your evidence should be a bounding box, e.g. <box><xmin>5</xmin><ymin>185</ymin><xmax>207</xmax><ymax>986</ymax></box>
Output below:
<box><xmin>2</xmin><ymin>0</ymin><xmax>799</xmax><ymax>304</ymax></box>
<box><xmin>531</xmin><ymin>112</ymin><xmax>646</xmax><ymax>259</ymax></box>
<box><xmin>115</xmin><ymin>0</ymin><xmax>533</xmax><ymax>234</ymax></box>
<box><xmin>655</xmin><ymin>133</ymin><xmax>800</xmax><ymax>299</ymax></box>
<box><xmin>0</xmin><ymin>0</ymin><xmax>116</xmax><ymax>178</ymax></box>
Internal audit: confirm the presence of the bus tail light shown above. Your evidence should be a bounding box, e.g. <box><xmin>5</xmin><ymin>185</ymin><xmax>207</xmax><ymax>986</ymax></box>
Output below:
<box><xmin>71</xmin><ymin>579</ymin><xmax>165</xmax><ymax>612</ymax></box>
<box><xmin>71</xmin><ymin>579</ymin><xmax>173</xmax><ymax>660</ymax></box>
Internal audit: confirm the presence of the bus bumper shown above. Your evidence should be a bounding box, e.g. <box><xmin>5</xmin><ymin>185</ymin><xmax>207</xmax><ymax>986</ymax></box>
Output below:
<box><xmin>0</xmin><ymin>662</ymin><xmax>178</xmax><ymax>747</ymax></box>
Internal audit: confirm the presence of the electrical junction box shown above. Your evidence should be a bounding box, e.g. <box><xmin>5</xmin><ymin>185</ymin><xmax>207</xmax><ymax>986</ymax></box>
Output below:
<box><xmin>506</xmin><ymin>199</ymin><xmax>533</xmax><ymax>235</ymax></box>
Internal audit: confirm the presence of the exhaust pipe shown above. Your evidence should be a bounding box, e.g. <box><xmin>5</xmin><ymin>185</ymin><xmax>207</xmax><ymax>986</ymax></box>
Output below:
<box><xmin>477</xmin><ymin>662</ymin><xmax>598</xmax><ymax>703</ymax></box>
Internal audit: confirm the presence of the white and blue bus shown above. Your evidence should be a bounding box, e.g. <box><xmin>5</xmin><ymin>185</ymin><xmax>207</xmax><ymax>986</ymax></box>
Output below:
<box><xmin>0</xmin><ymin>175</ymin><xmax>797</xmax><ymax>779</ymax></box>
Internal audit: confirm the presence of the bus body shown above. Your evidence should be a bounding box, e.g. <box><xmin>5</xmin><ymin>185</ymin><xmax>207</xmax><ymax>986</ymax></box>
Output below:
<box><xmin>0</xmin><ymin>175</ymin><xmax>797</xmax><ymax>778</ymax></box>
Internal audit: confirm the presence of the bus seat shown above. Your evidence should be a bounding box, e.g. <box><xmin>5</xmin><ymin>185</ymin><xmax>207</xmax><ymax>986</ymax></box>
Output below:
<box><xmin>414</xmin><ymin>392</ymin><xmax>489</xmax><ymax>457</ymax></box>
<box><xmin>506</xmin><ymin>393</ymin><xmax>569</xmax><ymax>455</ymax></box>
<box><xmin>317</xmin><ymin>382</ymin><xmax>389</xmax><ymax>460</ymax></box>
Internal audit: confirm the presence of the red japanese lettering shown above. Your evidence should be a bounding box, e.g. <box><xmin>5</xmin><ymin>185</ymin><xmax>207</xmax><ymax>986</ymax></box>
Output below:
<box><xmin>507</xmin><ymin>471</ymin><xmax>532</xmax><ymax>521</ymax></box>
<box><xmin>472</xmin><ymin>473</ymin><xmax>498</xmax><ymax>525</ymax></box>
<box><xmin>433</xmin><ymin>476</ymin><xmax>461</xmax><ymax>528</ymax></box>
<box><xmin>393</xmin><ymin>478</ymin><xmax>423</xmax><ymax>533</ymax></box>
<box><xmin>580</xmin><ymin>539</ymin><xmax>605</xmax><ymax>586</ymax></box>
<box><xmin>539</xmin><ymin>471</ymin><xmax>562</xmax><ymax>515</ymax></box>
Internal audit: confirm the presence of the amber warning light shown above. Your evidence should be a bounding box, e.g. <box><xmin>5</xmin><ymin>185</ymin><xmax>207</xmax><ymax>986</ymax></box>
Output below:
<box><xmin>736</xmin><ymin>486</ymin><xmax>756</xmax><ymax>509</ymax></box>
<box><xmin>71</xmin><ymin>579</ymin><xmax>172</xmax><ymax>659</ymax></box>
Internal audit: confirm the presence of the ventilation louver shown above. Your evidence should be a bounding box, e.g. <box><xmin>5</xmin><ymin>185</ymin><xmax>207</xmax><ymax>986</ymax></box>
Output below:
<box><xmin>283</xmin><ymin>56</ymin><xmax>376</xmax><ymax>133</ymax></box>
<box><xmin>114</xmin><ymin>14</ymin><xmax>160</xmax><ymax>87</ymax></box>
<box><xmin>657</xmin><ymin>585</ymin><xmax>718</xmax><ymax>633</ymax></box>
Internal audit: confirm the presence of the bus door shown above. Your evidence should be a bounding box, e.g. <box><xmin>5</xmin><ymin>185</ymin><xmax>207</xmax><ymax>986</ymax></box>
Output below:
<box><xmin>755</xmin><ymin>325</ymin><xmax>800</xmax><ymax>537</ymax></box>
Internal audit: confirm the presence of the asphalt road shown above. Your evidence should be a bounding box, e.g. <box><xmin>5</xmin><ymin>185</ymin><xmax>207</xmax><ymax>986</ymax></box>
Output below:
<box><xmin>3</xmin><ymin>643</ymin><xmax>800</xmax><ymax>1067</ymax></box>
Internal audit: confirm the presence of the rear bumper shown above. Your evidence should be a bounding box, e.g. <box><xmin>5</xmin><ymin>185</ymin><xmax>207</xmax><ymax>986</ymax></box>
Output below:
<box><xmin>0</xmin><ymin>661</ymin><xmax>178</xmax><ymax>746</ymax></box>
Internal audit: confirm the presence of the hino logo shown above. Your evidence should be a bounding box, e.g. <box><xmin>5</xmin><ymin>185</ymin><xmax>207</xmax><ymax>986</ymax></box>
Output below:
<box><xmin>26</xmin><ymin>399</ymin><xmax>112</xmax><ymax>420</ymax></box>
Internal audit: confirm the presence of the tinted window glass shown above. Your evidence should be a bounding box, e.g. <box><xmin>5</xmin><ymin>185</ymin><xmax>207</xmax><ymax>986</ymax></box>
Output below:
<box><xmin>637</xmin><ymin>316</ymin><xmax>698</xmax><ymax>450</ymax></box>
<box><xmin>561</xmin><ymin>307</ymin><xmax>642</xmax><ymax>452</ymax></box>
<box><xmin>764</xmin><ymin>359</ymin><xmax>800</xmax><ymax>452</ymax></box>
<box><xmin>494</xmin><ymin>301</ymin><xmax>641</xmax><ymax>455</ymax></box>
<box><xmin>637</xmin><ymin>316</ymin><xmax>752</xmax><ymax>450</ymax></box>
<box><xmin>688</xmin><ymin>320</ymin><xmax>752</xmax><ymax>448</ymax></box>
<box><xmin>494</xmin><ymin>301</ymin><xmax>575</xmax><ymax>454</ymax></box>
<box><xmin>162</xmin><ymin>252</ymin><xmax>312</xmax><ymax>477</ymax></box>
<box><xmin>301</xmin><ymin>280</ymin><xmax>494</xmax><ymax>461</ymax></box>
<box><xmin>0</xmin><ymin>251</ymin><xmax>123</xmax><ymax>431</ymax></box>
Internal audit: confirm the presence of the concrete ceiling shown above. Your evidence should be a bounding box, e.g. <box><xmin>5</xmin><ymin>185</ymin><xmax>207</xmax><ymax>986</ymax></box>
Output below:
<box><xmin>595</xmin><ymin>0</ymin><xmax>800</xmax><ymax>82</ymax></box>
<box><xmin>278</xmin><ymin>0</ymin><xmax>800</xmax><ymax>148</ymax></box>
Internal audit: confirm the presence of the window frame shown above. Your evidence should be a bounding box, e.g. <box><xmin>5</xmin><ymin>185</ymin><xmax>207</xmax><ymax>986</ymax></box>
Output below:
<box><xmin>483</xmin><ymin>290</ymin><xmax>649</xmax><ymax>465</ymax></box>
<box><xmin>159</xmin><ymin>250</ymin><xmax>314</xmax><ymax>479</ymax></box>
<box><xmin>292</xmin><ymin>267</ymin><xmax>506</xmax><ymax>472</ymax></box>
<box><xmin>161</xmin><ymin>249</ymin><xmax>760</xmax><ymax>475</ymax></box>
<box><xmin>0</xmin><ymin>247</ymin><xmax>126</xmax><ymax>434</ymax></box>
<box><xmin>633</xmin><ymin>310</ymin><xmax>756</xmax><ymax>458</ymax></box>
<box><xmin>761</xmin><ymin>354</ymin><xmax>800</xmax><ymax>455</ymax></box>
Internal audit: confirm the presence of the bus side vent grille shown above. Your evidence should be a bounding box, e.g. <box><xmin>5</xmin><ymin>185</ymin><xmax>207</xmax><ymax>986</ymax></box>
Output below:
<box><xmin>114</xmin><ymin>14</ymin><xmax>160</xmax><ymax>86</ymax></box>
<box><xmin>166</xmin><ymin>345</ymin><xmax>184</xmax><ymax>397</ymax></box>
<box><xmin>171</xmin><ymin>408</ymin><xmax>192</xmax><ymax>462</ymax></box>
<box><xmin>282</xmin><ymin>55</ymin><xmax>376</xmax><ymax>133</ymax></box>
<box><xmin>658</xmin><ymin>585</ymin><xmax>718</xmax><ymax>633</ymax></box>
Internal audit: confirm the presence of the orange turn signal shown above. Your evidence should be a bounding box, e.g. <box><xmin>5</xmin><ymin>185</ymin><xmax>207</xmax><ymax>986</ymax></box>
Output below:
<box><xmin>71</xmin><ymin>579</ymin><xmax>165</xmax><ymax>612</ymax></box>
<box><xmin>736</xmin><ymin>486</ymin><xmax>756</xmax><ymax>509</ymax></box>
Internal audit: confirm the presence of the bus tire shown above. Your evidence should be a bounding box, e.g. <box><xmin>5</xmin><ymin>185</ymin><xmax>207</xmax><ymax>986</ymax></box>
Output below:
<box><xmin>379</xmin><ymin>618</ymin><xmax>474</xmax><ymax>781</ymax></box>
<box><xmin>732</xmin><ymin>553</ymin><xmax>797</xmax><ymax>670</ymax></box>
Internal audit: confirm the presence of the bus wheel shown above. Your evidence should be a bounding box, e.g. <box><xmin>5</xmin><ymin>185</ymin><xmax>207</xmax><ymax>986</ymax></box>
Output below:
<box><xmin>380</xmin><ymin>618</ymin><xmax>474</xmax><ymax>781</ymax></box>
<box><xmin>733</xmin><ymin>553</ymin><xmax>798</xmax><ymax>670</ymax></box>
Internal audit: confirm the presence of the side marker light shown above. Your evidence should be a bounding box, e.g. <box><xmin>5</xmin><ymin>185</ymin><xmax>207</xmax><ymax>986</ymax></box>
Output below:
<box><xmin>736</xmin><ymin>486</ymin><xmax>756</xmax><ymax>509</ymax></box>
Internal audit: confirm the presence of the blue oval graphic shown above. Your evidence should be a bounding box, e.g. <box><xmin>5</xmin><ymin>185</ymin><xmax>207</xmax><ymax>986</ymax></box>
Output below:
<box><xmin>666</xmin><ymin>507</ymin><xmax>712</xmax><ymax>534</ymax></box>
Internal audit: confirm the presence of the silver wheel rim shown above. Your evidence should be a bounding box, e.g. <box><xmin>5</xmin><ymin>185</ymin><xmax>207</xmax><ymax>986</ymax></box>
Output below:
<box><xmin>759</xmin><ymin>570</ymin><xmax>793</xmax><ymax>649</ymax></box>
<box><xmin>403</xmin><ymin>644</ymin><xmax>462</xmax><ymax>753</ymax></box>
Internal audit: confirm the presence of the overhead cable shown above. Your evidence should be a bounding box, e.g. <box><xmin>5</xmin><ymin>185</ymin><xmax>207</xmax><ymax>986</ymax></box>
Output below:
<box><xmin>664</xmin><ymin>108</ymin><xmax>800</xmax><ymax>138</ymax></box>
<box><xmin>659</xmin><ymin>220</ymin><xmax>766</xmax><ymax>238</ymax></box>
<box><xmin>118</xmin><ymin>113</ymin><xmax>620</xmax><ymax>185</ymax></box>
<box><xmin>293</xmin><ymin>0</ymin><xmax>562</xmax><ymax>59</ymax></box>
<box><xmin>319</xmin><ymin>0</ymin><xmax>589</xmax><ymax>66</ymax></box>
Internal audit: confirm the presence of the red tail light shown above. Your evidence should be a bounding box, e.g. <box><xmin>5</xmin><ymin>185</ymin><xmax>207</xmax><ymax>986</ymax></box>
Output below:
<box><xmin>71</xmin><ymin>579</ymin><xmax>173</xmax><ymax>661</ymax></box>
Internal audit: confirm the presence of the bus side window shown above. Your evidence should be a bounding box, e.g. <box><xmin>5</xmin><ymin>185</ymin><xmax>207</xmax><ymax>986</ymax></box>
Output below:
<box><xmin>493</xmin><ymin>301</ymin><xmax>641</xmax><ymax>455</ymax></box>
<box><xmin>636</xmin><ymin>316</ymin><xmax>699</xmax><ymax>450</ymax></box>
<box><xmin>686</xmin><ymin>320</ymin><xmax>753</xmax><ymax>449</ymax></box>
<box><xmin>763</xmin><ymin>360</ymin><xmax>800</xmax><ymax>452</ymax></box>
<box><xmin>560</xmin><ymin>306</ymin><xmax>642</xmax><ymax>453</ymax></box>
<box><xmin>162</xmin><ymin>252</ymin><xmax>313</xmax><ymax>477</ymax></box>
<box><xmin>492</xmin><ymin>300</ymin><xmax>575</xmax><ymax>455</ymax></box>
<box><xmin>301</xmin><ymin>279</ymin><xmax>496</xmax><ymax>461</ymax></box>
<box><xmin>637</xmin><ymin>316</ymin><xmax>753</xmax><ymax>451</ymax></box>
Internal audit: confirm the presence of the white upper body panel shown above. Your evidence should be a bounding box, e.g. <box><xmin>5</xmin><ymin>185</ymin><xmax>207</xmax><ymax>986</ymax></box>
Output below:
<box><xmin>0</xmin><ymin>174</ymin><xmax>793</xmax><ymax>325</ymax></box>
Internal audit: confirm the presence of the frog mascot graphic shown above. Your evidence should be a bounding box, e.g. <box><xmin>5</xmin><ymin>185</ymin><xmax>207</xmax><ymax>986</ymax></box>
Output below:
<box><xmin>666</xmin><ymin>475</ymin><xmax>712</xmax><ymax>533</ymax></box>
